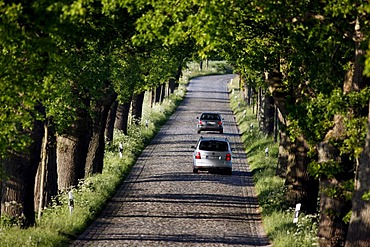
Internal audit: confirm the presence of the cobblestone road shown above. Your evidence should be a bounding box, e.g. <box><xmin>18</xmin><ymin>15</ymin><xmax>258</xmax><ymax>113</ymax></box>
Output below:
<box><xmin>72</xmin><ymin>74</ymin><xmax>272</xmax><ymax>246</ymax></box>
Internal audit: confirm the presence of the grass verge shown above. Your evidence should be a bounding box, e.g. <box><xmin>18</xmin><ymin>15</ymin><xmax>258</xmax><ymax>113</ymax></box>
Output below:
<box><xmin>228</xmin><ymin>76</ymin><xmax>319</xmax><ymax>247</ymax></box>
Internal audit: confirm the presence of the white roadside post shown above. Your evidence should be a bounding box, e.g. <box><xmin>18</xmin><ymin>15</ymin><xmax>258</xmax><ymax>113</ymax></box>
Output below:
<box><xmin>68</xmin><ymin>191</ymin><xmax>74</xmax><ymax>215</ymax></box>
<box><xmin>293</xmin><ymin>203</ymin><xmax>301</xmax><ymax>223</ymax></box>
<box><xmin>119</xmin><ymin>142</ymin><xmax>123</xmax><ymax>158</ymax></box>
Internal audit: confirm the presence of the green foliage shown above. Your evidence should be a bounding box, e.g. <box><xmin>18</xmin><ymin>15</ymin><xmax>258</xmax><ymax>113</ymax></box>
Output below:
<box><xmin>362</xmin><ymin>190</ymin><xmax>370</xmax><ymax>201</ymax></box>
<box><xmin>308</xmin><ymin>160</ymin><xmax>344</xmax><ymax>179</ymax></box>
<box><xmin>321</xmin><ymin>179</ymin><xmax>353</xmax><ymax>201</ymax></box>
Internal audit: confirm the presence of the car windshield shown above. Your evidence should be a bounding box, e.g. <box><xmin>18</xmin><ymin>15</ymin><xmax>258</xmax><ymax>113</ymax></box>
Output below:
<box><xmin>201</xmin><ymin>114</ymin><xmax>220</xmax><ymax>120</ymax></box>
<box><xmin>199</xmin><ymin>141</ymin><xmax>228</xmax><ymax>151</ymax></box>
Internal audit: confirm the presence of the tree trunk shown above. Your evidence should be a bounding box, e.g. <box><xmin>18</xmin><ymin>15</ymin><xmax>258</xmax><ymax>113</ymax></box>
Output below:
<box><xmin>57</xmin><ymin>107</ymin><xmax>90</xmax><ymax>191</ymax></box>
<box><xmin>155</xmin><ymin>85</ymin><xmax>161</xmax><ymax>103</ymax></box>
<box><xmin>345</xmin><ymin>101</ymin><xmax>370</xmax><ymax>246</ymax></box>
<box><xmin>260</xmin><ymin>93</ymin><xmax>275</xmax><ymax>135</ymax></box>
<box><xmin>131</xmin><ymin>91</ymin><xmax>145</xmax><ymax>123</ymax></box>
<box><xmin>114</xmin><ymin>101</ymin><xmax>131</xmax><ymax>135</ymax></box>
<box><xmin>345</xmin><ymin>17</ymin><xmax>370</xmax><ymax>246</ymax></box>
<box><xmin>105</xmin><ymin>100</ymin><xmax>118</xmax><ymax>143</ymax></box>
<box><xmin>85</xmin><ymin>92</ymin><xmax>117</xmax><ymax>176</ymax></box>
<box><xmin>269</xmin><ymin>71</ymin><xmax>289</xmax><ymax>178</ymax></box>
<box><xmin>169</xmin><ymin>78</ymin><xmax>176</xmax><ymax>94</ymax></box>
<box><xmin>267</xmin><ymin>69</ymin><xmax>318</xmax><ymax>212</ymax></box>
<box><xmin>276</xmin><ymin>113</ymin><xmax>289</xmax><ymax>178</ymax></box>
<box><xmin>274</xmin><ymin>105</ymin><xmax>279</xmax><ymax>143</ymax></box>
<box><xmin>320</xmin><ymin>17</ymin><xmax>368</xmax><ymax>245</ymax></box>
<box><xmin>150</xmin><ymin>89</ymin><xmax>155</xmax><ymax>107</ymax></box>
<box><xmin>317</xmin><ymin>130</ymin><xmax>353</xmax><ymax>246</ymax></box>
<box><xmin>44</xmin><ymin>123</ymin><xmax>58</xmax><ymax>206</ymax></box>
<box><xmin>174</xmin><ymin>63</ymin><xmax>182</xmax><ymax>89</ymax></box>
<box><xmin>34</xmin><ymin>122</ymin><xmax>58</xmax><ymax>211</ymax></box>
<box><xmin>162</xmin><ymin>83</ymin><xmax>167</xmax><ymax>99</ymax></box>
<box><xmin>246</xmin><ymin>83</ymin><xmax>253</xmax><ymax>106</ymax></box>
<box><xmin>284</xmin><ymin>135</ymin><xmax>318</xmax><ymax>213</ymax></box>
<box><xmin>257</xmin><ymin>87</ymin><xmax>261</xmax><ymax>120</ymax></box>
<box><xmin>159</xmin><ymin>84</ymin><xmax>165</xmax><ymax>103</ymax></box>
<box><xmin>1</xmin><ymin>116</ymin><xmax>44</xmax><ymax>227</ymax></box>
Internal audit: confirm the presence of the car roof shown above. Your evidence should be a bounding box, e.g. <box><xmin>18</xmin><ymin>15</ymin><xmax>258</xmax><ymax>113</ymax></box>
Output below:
<box><xmin>200</xmin><ymin>112</ymin><xmax>221</xmax><ymax>115</ymax></box>
<box><xmin>198</xmin><ymin>136</ymin><xmax>229</xmax><ymax>142</ymax></box>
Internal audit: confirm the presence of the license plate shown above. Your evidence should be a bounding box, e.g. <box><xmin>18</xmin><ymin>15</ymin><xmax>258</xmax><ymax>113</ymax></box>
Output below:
<box><xmin>207</xmin><ymin>121</ymin><xmax>216</xmax><ymax>125</ymax></box>
<box><xmin>206</xmin><ymin>156</ymin><xmax>220</xmax><ymax>160</ymax></box>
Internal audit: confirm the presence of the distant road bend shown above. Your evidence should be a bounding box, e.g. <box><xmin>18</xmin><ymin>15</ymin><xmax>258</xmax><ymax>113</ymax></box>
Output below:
<box><xmin>72</xmin><ymin>74</ymin><xmax>272</xmax><ymax>247</ymax></box>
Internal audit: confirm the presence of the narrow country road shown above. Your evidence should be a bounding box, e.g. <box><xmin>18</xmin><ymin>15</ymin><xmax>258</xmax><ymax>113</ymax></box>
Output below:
<box><xmin>72</xmin><ymin>74</ymin><xmax>271</xmax><ymax>246</ymax></box>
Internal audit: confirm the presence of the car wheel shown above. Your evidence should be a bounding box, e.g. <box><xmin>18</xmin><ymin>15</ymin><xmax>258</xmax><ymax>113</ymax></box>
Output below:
<box><xmin>193</xmin><ymin>168</ymin><xmax>199</xmax><ymax>173</ymax></box>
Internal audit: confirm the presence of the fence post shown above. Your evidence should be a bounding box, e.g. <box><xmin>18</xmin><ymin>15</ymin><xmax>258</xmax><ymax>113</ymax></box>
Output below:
<box><xmin>68</xmin><ymin>191</ymin><xmax>74</xmax><ymax>215</ymax></box>
<box><xmin>293</xmin><ymin>203</ymin><xmax>301</xmax><ymax>223</ymax></box>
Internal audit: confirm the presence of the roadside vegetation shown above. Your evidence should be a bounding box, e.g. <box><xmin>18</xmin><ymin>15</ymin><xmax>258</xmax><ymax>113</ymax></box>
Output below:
<box><xmin>229</xmin><ymin>76</ymin><xmax>319</xmax><ymax>247</ymax></box>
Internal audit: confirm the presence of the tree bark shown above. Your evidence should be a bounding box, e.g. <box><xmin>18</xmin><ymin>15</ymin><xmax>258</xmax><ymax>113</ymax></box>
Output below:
<box><xmin>57</xmin><ymin>107</ymin><xmax>90</xmax><ymax>191</ymax></box>
<box><xmin>85</xmin><ymin>91</ymin><xmax>117</xmax><ymax>176</ymax></box>
<box><xmin>284</xmin><ymin>135</ymin><xmax>319</xmax><ymax>213</ymax></box>
<box><xmin>260</xmin><ymin>93</ymin><xmax>275</xmax><ymax>135</ymax></box>
<box><xmin>162</xmin><ymin>83</ymin><xmax>166</xmax><ymax>101</ymax></box>
<box><xmin>345</xmin><ymin>101</ymin><xmax>370</xmax><ymax>247</ymax></box>
<box><xmin>1</xmin><ymin>115</ymin><xmax>44</xmax><ymax>227</ymax></box>
<box><xmin>174</xmin><ymin>62</ymin><xmax>182</xmax><ymax>89</ymax></box>
<box><xmin>35</xmin><ymin>121</ymin><xmax>58</xmax><ymax>212</ymax></box>
<box><xmin>169</xmin><ymin>78</ymin><xmax>176</xmax><ymax>94</ymax></box>
<box><xmin>274</xmin><ymin>105</ymin><xmax>278</xmax><ymax>143</ymax></box>
<box><xmin>267</xmin><ymin>70</ymin><xmax>318</xmax><ymax>212</ymax></box>
<box><xmin>321</xmin><ymin>17</ymin><xmax>367</xmax><ymax>245</ymax></box>
<box><xmin>44</xmin><ymin>123</ymin><xmax>58</xmax><ymax>206</ymax></box>
<box><xmin>276</xmin><ymin>110</ymin><xmax>289</xmax><ymax>178</ymax></box>
<box><xmin>114</xmin><ymin>101</ymin><xmax>131</xmax><ymax>135</ymax></box>
<box><xmin>131</xmin><ymin>91</ymin><xmax>145</xmax><ymax>124</ymax></box>
<box><xmin>317</xmin><ymin>125</ymin><xmax>353</xmax><ymax>246</ymax></box>
<box><xmin>155</xmin><ymin>85</ymin><xmax>161</xmax><ymax>103</ymax></box>
<box><xmin>105</xmin><ymin>100</ymin><xmax>118</xmax><ymax>143</ymax></box>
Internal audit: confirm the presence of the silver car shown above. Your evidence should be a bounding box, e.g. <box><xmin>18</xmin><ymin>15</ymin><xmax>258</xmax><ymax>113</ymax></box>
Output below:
<box><xmin>196</xmin><ymin>112</ymin><xmax>223</xmax><ymax>134</ymax></box>
<box><xmin>192</xmin><ymin>136</ymin><xmax>232</xmax><ymax>175</ymax></box>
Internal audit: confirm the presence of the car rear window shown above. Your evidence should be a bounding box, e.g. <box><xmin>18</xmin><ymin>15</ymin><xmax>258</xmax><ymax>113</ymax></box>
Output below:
<box><xmin>199</xmin><ymin>141</ymin><xmax>228</xmax><ymax>151</ymax></box>
<box><xmin>201</xmin><ymin>114</ymin><xmax>220</xmax><ymax>120</ymax></box>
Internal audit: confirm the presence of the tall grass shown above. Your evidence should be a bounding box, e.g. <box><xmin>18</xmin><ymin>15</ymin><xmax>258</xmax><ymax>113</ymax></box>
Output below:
<box><xmin>228</xmin><ymin>76</ymin><xmax>319</xmax><ymax>247</ymax></box>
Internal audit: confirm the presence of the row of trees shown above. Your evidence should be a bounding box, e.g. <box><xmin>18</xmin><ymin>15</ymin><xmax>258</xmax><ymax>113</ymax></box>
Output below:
<box><xmin>0</xmin><ymin>0</ymin><xmax>195</xmax><ymax>228</ymax></box>
<box><xmin>130</xmin><ymin>0</ymin><xmax>370</xmax><ymax>246</ymax></box>
<box><xmin>1</xmin><ymin>0</ymin><xmax>370</xmax><ymax>246</ymax></box>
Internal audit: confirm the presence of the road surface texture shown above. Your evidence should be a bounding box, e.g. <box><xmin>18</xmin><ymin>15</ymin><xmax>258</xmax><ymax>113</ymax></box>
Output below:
<box><xmin>72</xmin><ymin>74</ymin><xmax>272</xmax><ymax>247</ymax></box>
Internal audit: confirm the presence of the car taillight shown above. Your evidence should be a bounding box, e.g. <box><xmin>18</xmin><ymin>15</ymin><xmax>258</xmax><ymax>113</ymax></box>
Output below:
<box><xmin>225</xmin><ymin>153</ymin><xmax>231</xmax><ymax>161</ymax></box>
<box><xmin>199</xmin><ymin>120</ymin><xmax>203</xmax><ymax>125</ymax></box>
<box><xmin>218</xmin><ymin>121</ymin><xmax>222</xmax><ymax>125</ymax></box>
<box><xmin>195</xmin><ymin>152</ymin><xmax>201</xmax><ymax>159</ymax></box>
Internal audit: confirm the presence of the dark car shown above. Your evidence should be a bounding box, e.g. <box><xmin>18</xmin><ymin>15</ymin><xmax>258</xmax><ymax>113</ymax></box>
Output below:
<box><xmin>192</xmin><ymin>136</ymin><xmax>232</xmax><ymax>175</ymax></box>
<box><xmin>196</xmin><ymin>112</ymin><xmax>223</xmax><ymax>134</ymax></box>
